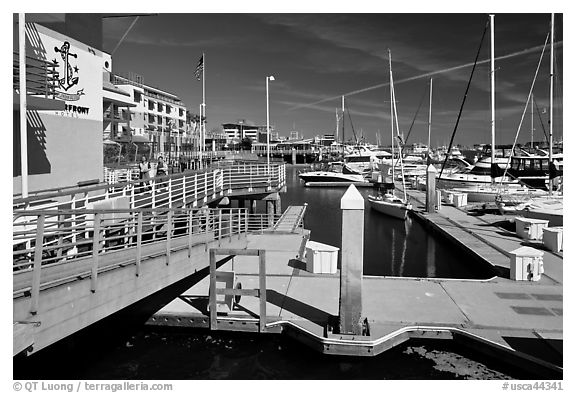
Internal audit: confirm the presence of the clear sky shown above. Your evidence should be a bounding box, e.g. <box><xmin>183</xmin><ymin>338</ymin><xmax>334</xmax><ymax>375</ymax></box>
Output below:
<box><xmin>103</xmin><ymin>11</ymin><xmax>563</xmax><ymax>147</ymax></box>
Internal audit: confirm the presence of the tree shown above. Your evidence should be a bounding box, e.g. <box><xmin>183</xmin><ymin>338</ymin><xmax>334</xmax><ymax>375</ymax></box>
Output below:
<box><xmin>240</xmin><ymin>137</ymin><xmax>253</xmax><ymax>151</ymax></box>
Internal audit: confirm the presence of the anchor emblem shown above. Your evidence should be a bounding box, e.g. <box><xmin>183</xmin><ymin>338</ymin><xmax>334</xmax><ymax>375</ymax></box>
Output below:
<box><xmin>54</xmin><ymin>42</ymin><xmax>79</xmax><ymax>91</ymax></box>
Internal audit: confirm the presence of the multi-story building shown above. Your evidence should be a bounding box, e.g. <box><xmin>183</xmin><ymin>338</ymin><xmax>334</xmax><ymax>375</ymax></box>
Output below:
<box><xmin>223</xmin><ymin>119</ymin><xmax>276</xmax><ymax>144</ymax></box>
<box><xmin>108</xmin><ymin>71</ymin><xmax>187</xmax><ymax>158</ymax></box>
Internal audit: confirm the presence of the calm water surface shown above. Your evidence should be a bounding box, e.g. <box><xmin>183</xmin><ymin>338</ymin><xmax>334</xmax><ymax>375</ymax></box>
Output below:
<box><xmin>15</xmin><ymin>165</ymin><xmax>511</xmax><ymax>380</ymax></box>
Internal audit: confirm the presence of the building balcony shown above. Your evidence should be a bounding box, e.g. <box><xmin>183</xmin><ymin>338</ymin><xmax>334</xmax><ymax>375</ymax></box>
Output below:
<box><xmin>13</xmin><ymin>52</ymin><xmax>65</xmax><ymax>111</ymax></box>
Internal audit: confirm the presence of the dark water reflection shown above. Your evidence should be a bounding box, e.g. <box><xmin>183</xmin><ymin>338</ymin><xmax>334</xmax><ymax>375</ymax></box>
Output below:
<box><xmin>282</xmin><ymin>166</ymin><xmax>493</xmax><ymax>279</ymax></box>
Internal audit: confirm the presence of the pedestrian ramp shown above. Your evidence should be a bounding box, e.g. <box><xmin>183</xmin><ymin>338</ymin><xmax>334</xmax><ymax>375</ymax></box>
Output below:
<box><xmin>270</xmin><ymin>204</ymin><xmax>307</xmax><ymax>233</ymax></box>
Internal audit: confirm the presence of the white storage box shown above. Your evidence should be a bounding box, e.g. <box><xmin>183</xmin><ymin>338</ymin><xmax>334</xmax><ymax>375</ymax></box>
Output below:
<box><xmin>442</xmin><ymin>190</ymin><xmax>454</xmax><ymax>204</ymax></box>
<box><xmin>542</xmin><ymin>227</ymin><xmax>563</xmax><ymax>252</ymax></box>
<box><xmin>453</xmin><ymin>192</ymin><xmax>468</xmax><ymax>207</ymax></box>
<box><xmin>436</xmin><ymin>190</ymin><xmax>443</xmax><ymax>211</ymax></box>
<box><xmin>305</xmin><ymin>241</ymin><xmax>339</xmax><ymax>274</ymax></box>
<box><xmin>509</xmin><ymin>246</ymin><xmax>544</xmax><ymax>281</ymax></box>
<box><xmin>515</xmin><ymin>217</ymin><xmax>549</xmax><ymax>241</ymax></box>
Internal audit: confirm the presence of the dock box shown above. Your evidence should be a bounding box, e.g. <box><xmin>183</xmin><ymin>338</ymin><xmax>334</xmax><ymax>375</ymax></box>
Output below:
<box><xmin>442</xmin><ymin>190</ymin><xmax>454</xmax><ymax>204</ymax></box>
<box><xmin>515</xmin><ymin>217</ymin><xmax>549</xmax><ymax>241</ymax></box>
<box><xmin>542</xmin><ymin>226</ymin><xmax>563</xmax><ymax>252</ymax></box>
<box><xmin>452</xmin><ymin>192</ymin><xmax>468</xmax><ymax>207</ymax></box>
<box><xmin>305</xmin><ymin>241</ymin><xmax>339</xmax><ymax>274</ymax></box>
<box><xmin>509</xmin><ymin>246</ymin><xmax>544</xmax><ymax>281</ymax></box>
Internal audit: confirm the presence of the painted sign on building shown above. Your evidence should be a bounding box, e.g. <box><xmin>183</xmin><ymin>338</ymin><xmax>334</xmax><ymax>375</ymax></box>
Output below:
<box><xmin>28</xmin><ymin>23</ymin><xmax>102</xmax><ymax>121</ymax></box>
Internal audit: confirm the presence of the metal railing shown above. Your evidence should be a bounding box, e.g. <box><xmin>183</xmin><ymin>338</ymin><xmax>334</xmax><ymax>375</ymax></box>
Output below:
<box><xmin>13</xmin><ymin>52</ymin><xmax>59</xmax><ymax>99</ymax></box>
<box><xmin>13</xmin><ymin>207</ymin><xmax>287</xmax><ymax>302</ymax></box>
<box><xmin>16</xmin><ymin>163</ymin><xmax>286</xmax><ymax>212</ymax></box>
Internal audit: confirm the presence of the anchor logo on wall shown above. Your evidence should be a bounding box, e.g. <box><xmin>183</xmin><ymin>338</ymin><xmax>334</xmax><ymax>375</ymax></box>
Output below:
<box><xmin>53</xmin><ymin>41</ymin><xmax>85</xmax><ymax>101</ymax></box>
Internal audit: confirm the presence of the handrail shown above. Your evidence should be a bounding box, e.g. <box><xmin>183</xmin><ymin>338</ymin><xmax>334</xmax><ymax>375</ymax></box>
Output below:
<box><xmin>13</xmin><ymin>206</ymin><xmax>285</xmax><ymax>307</ymax></box>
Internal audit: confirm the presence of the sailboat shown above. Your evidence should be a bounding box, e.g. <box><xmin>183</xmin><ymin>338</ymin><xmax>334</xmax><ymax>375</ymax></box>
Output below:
<box><xmin>299</xmin><ymin>96</ymin><xmax>367</xmax><ymax>185</ymax></box>
<box><xmin>368</xmin><ymin>50</ymin><xmax>412</xmax><ymax>220</ymax></box>
<box><xmin>448</xmin><ymin>15</ymin><xmax>544</xmax><ymax>202</ymax></box>
<box><xmin>496</xmin><ymin>13</ymin><xmax>563</xmax><ymax>225</ymax></box>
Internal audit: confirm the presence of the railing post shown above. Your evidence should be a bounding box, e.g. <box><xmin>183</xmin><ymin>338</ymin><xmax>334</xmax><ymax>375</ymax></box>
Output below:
<box><xmin>135</xmin><ymin>212</ymin><xmax>143</xmax><ymax>277</ymax></box>
<box><xmin>229</xmin><ymin>211</ymin><xmax>233</xmax><ymax>242</ymax></box>
<box><xmin>29</xmin><ymin>214</ymin><xmax>46</xmax><ymax>316</ymax></box>
<box><xmin>168</xmin><ymin>177</ymin><xmax>173</xmax><ymax>207</ymax></box>
<box><xmin>166</xmin><ymin>210</ymin><xmax>173</xmax><ymax>265</ymax></box>
<box><xmin>194</xmin><ymin>173</ymin><xmax>198</xmax><ymax>204</ymax></box>
<box><xmin>209</xmin><ymin>249</ymin><xmax>218</xmax><ymax>330</ymax></box>
<box><xmin>91</xmin><ymin>213</ymin><xmax>102</xmax><ymax>293</ymax></box>
<box><xmin>130</xmin><ymin>181</ymin><xmax>135</xmax><ymax>209</ymax></box>
<box><xmin>218</xmin><ymin>209</ymin><xmax>222</xmax><ymax>240</ymax></box>
<box><xmin>259</xmin><ymin>250</ymin><xmax>267</xmax><ymax>332</ymax></box>
<box><xmin>244</xmin><ymin>209</ymin><xmax>248</xmax><ymax>235</ymax></box>
<box><xmin>204</xmin><ymin>172</ymin><xmax>208</xmax><ymax>203</ymax></box>
<box><xmin>151</xmin><ymin>181</ymin><xmax>156</xmax><ymax>209</ymax></box>
<box><xmin>182</xmin><ymin>175</ymin><xmax>187</xmax><ymax>204</ymax></box>
<box><xmin>188</xmin><ymin>210</ymin><xmax>194</xmax><ymax>257</ymax></box>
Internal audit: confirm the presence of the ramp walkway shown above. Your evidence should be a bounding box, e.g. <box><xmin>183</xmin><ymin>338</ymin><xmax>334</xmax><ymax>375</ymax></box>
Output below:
<box><xmin>269</xmin><ymin>204</ymin><xmax>307</xmax><ymax>233</ymax></box>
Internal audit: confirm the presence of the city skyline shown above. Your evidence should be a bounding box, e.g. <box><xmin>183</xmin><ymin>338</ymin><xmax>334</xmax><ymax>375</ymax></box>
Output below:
<box><xmin>103</xmin><ymin>12</ymin><xmax>563</xmax><ymax>147</ymax></box>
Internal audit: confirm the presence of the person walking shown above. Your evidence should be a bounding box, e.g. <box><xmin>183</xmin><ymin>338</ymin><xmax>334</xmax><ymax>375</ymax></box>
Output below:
<box><xmin>138</xmin><ymin>156</ymin><xmax>151</xmax><ymax>192</ymax></box>
<box><xmin>179</xmin><ymin>154</ymin><xmax>187</xmax><ymax>173</ymax></box>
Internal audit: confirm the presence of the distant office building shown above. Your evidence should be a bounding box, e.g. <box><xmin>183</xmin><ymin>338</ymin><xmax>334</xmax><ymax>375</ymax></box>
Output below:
<box><xmin>222</xmin><ymin>120</ymin><xmax>275</xmax><ymax>144</ymax></box>
<box><xmin>289</xmin><ymin>131</ymin><xmax>299</xmax><ymax>140</ymax></box>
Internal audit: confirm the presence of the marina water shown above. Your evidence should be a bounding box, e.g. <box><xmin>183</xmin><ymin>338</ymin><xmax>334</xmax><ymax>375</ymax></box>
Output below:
<box><xmin>14</xmin><ymin>166</ymin><xmax>514</xmax><ymax>380</ymax></box>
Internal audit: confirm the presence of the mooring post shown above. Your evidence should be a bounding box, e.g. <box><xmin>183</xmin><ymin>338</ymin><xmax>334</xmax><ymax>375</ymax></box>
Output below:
<box><xmin>266</xmin><ymin>200</ymin><xmax>274</xmax><ymax>227</ymax></box>
<box><xmin>339</xmin><ymin>184</ymin><xmax>364</xmax><ymax>335</ymax></box>
<box><xmin>426</xmin><ymin>164</ymin><xmax>437</xmax><ymax>213</ymax></box>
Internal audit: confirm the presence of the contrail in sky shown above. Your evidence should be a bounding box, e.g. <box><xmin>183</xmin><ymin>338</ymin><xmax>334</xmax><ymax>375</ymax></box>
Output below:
<box><xmin>288</xmin><ymin>41</ymin><xmax>562</xmax><ymax>111</ymax></box>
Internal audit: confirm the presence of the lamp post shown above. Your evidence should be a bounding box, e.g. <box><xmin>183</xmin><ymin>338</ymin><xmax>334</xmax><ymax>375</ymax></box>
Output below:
<box><xmin>266</xmin><ymin>75</ymin><xmax>275</xmax><ymax>185</ymax></box>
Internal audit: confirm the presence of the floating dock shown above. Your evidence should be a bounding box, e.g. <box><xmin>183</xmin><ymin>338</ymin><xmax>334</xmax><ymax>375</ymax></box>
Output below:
<box><xmin>148</xmin><ymin>196</ymin><xmax>562</xmax><ymax>376</ymax></box>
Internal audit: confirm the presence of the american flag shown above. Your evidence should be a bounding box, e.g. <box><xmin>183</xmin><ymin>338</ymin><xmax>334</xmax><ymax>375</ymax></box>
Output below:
<box><xmin>194</xmin><ymin>55</ymin><xmax>204</xmax><ymax>81</ymax></box>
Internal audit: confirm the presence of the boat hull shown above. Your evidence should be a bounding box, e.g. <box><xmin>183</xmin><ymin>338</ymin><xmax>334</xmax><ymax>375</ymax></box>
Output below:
<box><xmin>368</xmin><ymin>195</ymin><xmax>411</xmax><ymax>220</ymax></box>
<box><xmin>298</xmin><ymin>171</ymin><xmax>365</xmax><ymax>184</ymax></box>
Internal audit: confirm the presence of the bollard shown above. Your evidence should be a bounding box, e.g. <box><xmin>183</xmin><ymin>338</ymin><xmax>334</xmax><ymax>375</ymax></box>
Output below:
<box><xmin>426</xmin><ymin>164</ymin><xmax>437</xmax><ymax>213</ymax></box>
<box><xmin>267</xmin><ymin>200</ymin><xmax>274</xmax><ymax>227</ymax></box>
<box><xmin>339</xmin><ymin>185</ymin><xmax>364</xmax><ymax>335</ymax></box>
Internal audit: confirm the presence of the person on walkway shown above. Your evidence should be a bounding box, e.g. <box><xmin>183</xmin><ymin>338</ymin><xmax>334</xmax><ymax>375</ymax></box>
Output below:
<box><xmin>138</xmin><ymin>156</ymin><xmax>151</xmax><ymax>192</ymax></box>
<box><xmin>179</xmin><ymin>154</ymin><xmax>187</xmax><ymax>173</ymax></box>
<box><xmin>156</xmin><ymin>155</ymin><xmax>167</xmax><ymax>177</ymax></box>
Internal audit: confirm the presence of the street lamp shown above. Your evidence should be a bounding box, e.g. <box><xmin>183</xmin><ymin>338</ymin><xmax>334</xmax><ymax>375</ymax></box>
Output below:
<box><xmin>266</xmin><ymin>75</ymin><xmax>275</xmax><ymax>185</ymax></box>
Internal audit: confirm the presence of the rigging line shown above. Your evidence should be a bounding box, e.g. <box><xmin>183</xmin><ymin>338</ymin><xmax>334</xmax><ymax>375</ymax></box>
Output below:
<box><xmin>439</xmin><ymin>20</ymin><xmax>489</xmax><ymax>178</ymax></box>
<box><xmin>533</xmin><ymin>98</ymin><xmax>549</xmax><ymax>144</ymax></box>
<box><xmin>111</xmin><ymin>16</ymin><xmax>140</xmax><ymax>55</ymax></box>
<box><xmin>288</xmin><ymin>41</ymin><xmax>562</xmax><ymax>112</ymax></box>
<box><xmin>500</xmin><ymin>33</ymin><xmax>549</xmax><ymax>184</ymax></box>
<box><xmin>345</xmin><ymin>102</ymin><xmax>359</xmax><ymax>144</ymax></box>
<box><xmin>404</xmin><ymin>82</ymin><xmax>428</xmax><ymax>145</ymax></box>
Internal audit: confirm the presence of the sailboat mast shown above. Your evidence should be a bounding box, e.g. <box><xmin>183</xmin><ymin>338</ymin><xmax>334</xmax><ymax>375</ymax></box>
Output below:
<box><xmin>549</xmin><ymin>13</ymin><xmax>554</xmax><ymax>195</ymax></box>
<box><xmin>490</xmin><ymin>14</ymin><xmax>496</xmax><ymax>184</ymax></box>
<box><xmin>388</xmin><ymin>50</ymin><xmax>395</xmax><ymax>182</ymax></box>
<box><xmin>428</xmin><ymin>78</ymin><xmax>433</xmax><ymax>162</ymax></box>
<box><xmin>342</xmin><ymin>95</ymin><xmax>345</xmax><ymax>158</ymax></box>
<box><xmin>531</xmin><ymin>93</ymin><xmax>534</xmax><ymax>148</ymax></box>
<box><xmin>335</xmin><ymin>108</ymin><xmax>339</xmax><ymax>142</ymax></box>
